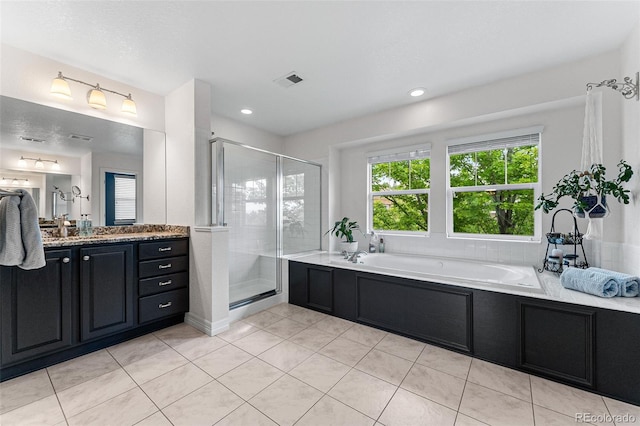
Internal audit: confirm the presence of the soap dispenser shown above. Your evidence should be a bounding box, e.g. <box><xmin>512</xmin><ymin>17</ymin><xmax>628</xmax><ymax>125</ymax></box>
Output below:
<box><xmin>378</xmin><ymin>238</ymin><xmax>385</xmax><ymax>253</ymax></box>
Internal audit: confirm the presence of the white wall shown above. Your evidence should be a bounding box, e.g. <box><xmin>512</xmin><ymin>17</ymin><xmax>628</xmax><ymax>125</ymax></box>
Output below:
<box><xmin>143</xmin><ymin>129</ymin><xmax>167</xmax><ymax>224</ymax></box>
<box><xmin>211</xmin><ymin>113</ymin><xmax>284</xmax><ymax>153</ymax></box>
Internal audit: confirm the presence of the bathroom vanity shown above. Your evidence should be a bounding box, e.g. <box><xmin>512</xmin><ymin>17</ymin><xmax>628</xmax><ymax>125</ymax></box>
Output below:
<box><xmin>0</xmin><ymin>226</ymin><xmax>189</xmax><ymax>381</ymax></box>
<box><xmin>289</xmin><ymin>256</ymin><xmax>640</xmax><ymax>406</ymax></box>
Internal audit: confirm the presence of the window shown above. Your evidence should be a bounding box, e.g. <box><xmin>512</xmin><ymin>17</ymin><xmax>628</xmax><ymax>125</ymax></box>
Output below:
<box><xmin>447</xmin><ymin>129</ymin><xmax>541</xmax><ymax>240</ymax></box>
<box><xmin>368</xmin><ymin>147</ymin><xmax>430</xmax><ymax>234</ymax></box>
<box><xmin>105</xmin><ymin>172</ymin><xmax>136</xmax><ymax>226</ymax></box>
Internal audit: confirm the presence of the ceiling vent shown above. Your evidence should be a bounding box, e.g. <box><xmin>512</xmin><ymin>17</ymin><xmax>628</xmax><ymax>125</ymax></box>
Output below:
<box><xmin>69</xmin><ymin>133</ymin><xmax>93</xmax><ymax>142</ymax></box>
<box><xmin>274</xmin><ymin>72</ymin><xmax>304</xmax><ymax>88</ymax></box>
<box><xmin>19</xmin><ymin>136</ymin><xmax>45</xmax><ymax>143</ymax></box>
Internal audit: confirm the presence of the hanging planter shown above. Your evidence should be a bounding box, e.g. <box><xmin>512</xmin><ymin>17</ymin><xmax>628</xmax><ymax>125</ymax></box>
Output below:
<box><xmin>574</xmin><ymin>195</ymin><xmax>609</xmax><ymax>218</ymax></box>
<box><xmin>535</xmin><ymin>161</ymin><xmax>633</xmax><ymax>217</ymax></box>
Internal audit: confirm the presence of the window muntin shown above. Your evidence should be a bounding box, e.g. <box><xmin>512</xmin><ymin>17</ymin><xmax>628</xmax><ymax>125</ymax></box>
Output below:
<box><xmin>447</xmin><ymin>132</ymin><xmax>540</xmax><ymax>240</ymax></box>
<box><xmin>368</xmin><ymin>148</ymin><xmax>430</xmax><ymax>234</ymax></box>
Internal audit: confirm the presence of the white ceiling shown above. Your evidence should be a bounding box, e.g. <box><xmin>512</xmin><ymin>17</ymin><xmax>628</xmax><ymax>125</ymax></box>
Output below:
<box><xmin>1</xmin><ymin>1</ymin><xmax>639</xmax><ymax>136</ymax></box>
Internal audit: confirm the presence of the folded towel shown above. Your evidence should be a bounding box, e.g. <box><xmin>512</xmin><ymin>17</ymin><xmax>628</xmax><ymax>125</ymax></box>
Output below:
<box><xmin>589</xmin><ymin>267</ymin><xmax>639</xmax><ymax>297</ymax></box>
<box><xmin>560</xmin><ymin>268</ymin><xmax>619</xmax><ymax>298</ymax></box>
<box><xmin>0</xmin><ymin>190</ymin><xmax>46</xmax><ymax>270</ymax></box>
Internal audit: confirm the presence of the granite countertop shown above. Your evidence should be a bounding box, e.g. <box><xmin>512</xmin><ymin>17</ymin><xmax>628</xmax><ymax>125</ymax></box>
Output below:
<box><xmin>287</xmin><ymin>251</ymin><xmax>640</xmax><ymax>315</ymax></box>
<box><xmin>41</xmin><ymin>224</ymin><xmax>189</xmax><ymax>247</ymax></box>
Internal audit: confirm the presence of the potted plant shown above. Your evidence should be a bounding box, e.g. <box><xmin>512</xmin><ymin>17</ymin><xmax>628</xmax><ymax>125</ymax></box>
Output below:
<box><xmin>326</xmin><ymin>217</ymin><xmax>361</xmax><ymax>253</ymax></box>
<box><xmin>535</xmin><ymin>160</ymin><xmax>634</xmax><ymax>218</ymax></box>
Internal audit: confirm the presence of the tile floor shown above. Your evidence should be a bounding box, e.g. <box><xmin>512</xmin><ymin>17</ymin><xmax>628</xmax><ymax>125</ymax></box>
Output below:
<box><xmin>1</xmin><ymin>303</ymin><xmax>639</xmax><ymax>426</ymax></box>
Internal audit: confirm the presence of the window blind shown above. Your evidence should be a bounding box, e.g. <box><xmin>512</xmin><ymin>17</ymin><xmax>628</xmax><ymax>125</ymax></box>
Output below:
<box><xmin>114</xmin><ymin>175</ymin><xmax>136</xmax><ymax>222</ymax></box>
<box><xmin>368</xmin><ymin>148</ymin><xmax>431</xmax><ymax>164</ymax></box>
<box><xmin>448</xmin><ymin>133</ymin><xmax>540</xmax><ymax>155</ymax></box>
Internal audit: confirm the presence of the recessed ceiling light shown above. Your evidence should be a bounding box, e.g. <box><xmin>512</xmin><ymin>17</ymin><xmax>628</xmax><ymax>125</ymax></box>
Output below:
<box><xmin>409</xmin><ymin>88</ymin><xmax>426</xmax><ymax>97</ymax></box>
<box><xmin>241</xmin><ymin>109</ymin><xmax>253</xmax><ymax>115</ymax></box>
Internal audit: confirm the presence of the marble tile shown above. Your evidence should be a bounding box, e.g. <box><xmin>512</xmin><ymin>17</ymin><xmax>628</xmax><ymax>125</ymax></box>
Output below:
<box><xmin>215</xmin><ymin>403</ymin><xmax>277</xmax><ymax>426</ymax></box>
<box><xmin>374</xmin><ymin>333</ymin><xmax>425</xmax><ymax>361</ymax></box>
<box><xmin>171</xmin><ymin>335</ymin><xmax>228</xmax><ymax>360</ymax></box>
<box><xmin>267</xmin><ymin>303</ymin><xmax>304</xmax><ymax>318</ymax></box>
<box><xmin>47</xmin><ymin>349</ymin><xmax>120</xmax><ymax>392</ymax></box>
<box><xmin>232</xmin><ymin>330</ymin><xmax>283</xmax><ymax>355</ymax></box>
<box><xmin>107</xmin><ymin>334</ymin><xmax>169</xmax><ymax>366</ymax></box>
<box><xmin>288</xmin><ymin>307</ymin><xmax>328</xmax><ymax>326</ymax></box>
<box><xmin>296</xmin><ymin>395</ymin><xmax>375</xmax><ymax>426</ymax></box>
<box><xmin>243</xmin><ymin>310</ymin><xmax>285</xmax><ymax>328</ymax></box>
<box><xmin>67</xmin><ymin>387</ymin><xmax>156</xmax><ymax>426</ymax></box>
<box><xmin>289</xmin><ymin>353</ymin><xmax>351</xmax><ymax>392</ymax></box>
<box><xmin>355</xmin><ymin>349</ymin><xmax>413</xmax><ymax>386</ymax></box>
<box><xmin>416</xmin><ymin>344</ymin><xmax>472</xmax><ymax>379</ymax></box>
<box><xmin>217</xmin><ymin>320</ymin><xmax>259</xmax><ymax>343</ymax></box>
<box><xmin>57</xmin><ymin>369</ymin><xmax>136</xmax><ymax>418</ymax></box>
<box><xmin>533</xmin><ymin>405</ymin><xmax>590</xmax><ymax>425</ymax></box>
<box><xmin>467</xmin><ymin>358</ymin><xmax>531</xmax><ymax>402</ymax></box>
<box><xmin>319</xmin><ymin>337</ymin><xmax>372</xmax><ymax>367</ymax></box>
<box><xmin>459</xmin><ymin>382</ymin><xmax>534</xmax><ymax>426</ymax></box>
<box><xmin>603</xmin><ymin>397</ymin><xmax>640</xmax><ymax>422</ymax></box>
<box><xmin>258</xmin><ymin>340</ymin><xmax>314</xmax><ymax>372</ymax></box>
<box><xmin>0</xmin><ymin>395</ymin><xmax>65</xmax><ymax>426</ymax></box>
<box><xmin>140</xmin><ymin>363</ymin><xmax>212</xmax><ymax>408</ymax></box>
<box><xmin>123</xmin><ymin>347</ymin><xmax>188</xmax><ymax>385</ymax></box>
<box><xmin>379</xmin><ymin>388</ymin><xmax>457</xmax><ymax>426</ymax></box>
<box><xmin>530</xmin><ymin>376</ymin><xmax>611</xmax><ymax>425</ymax></box>
<box><xmin>250</xmin><ymin>375</ymin><xmax>323</xmax><ymax>426</ymax></box>
<box><xmin>135</xmin><ymin>411</ymin><xmax>173</xmax><ymax>426</ymax></box>
<box><xmin>400</xmin><ymin>363</ymin><xmax>466</xmax><ymax>410</ymax></box>
<box><xmin>192</xmin><ymin>344</ymin><xmax>253</xmax><ymax>378</ymax></box>
<box><xmin>340</xmin><ymin>323</ymin><xmax>387</xmax><ymax>347</ymax></box>
<box><xmin>263</xmin><ymin>317</ymin><xmax>308</xmax><ymax>338</ymax></box>
<box><xmin>328</xmin><ymin>370</ymin><xmax>397</xmax><ymax>419</ymax></box>
<box><xmin>153</xmin><ymin>322</ymin><xmax>205</xmax><ymax>347</ymax></box>
<box><xmin>218</xmin><ymin>357</ymin><xmax>284</xmax><ymax>400</ymax></box>
<box><xmin>455</xmin><ymin>413</ymin><xmax>490</xmax><ymax>426</ymax></box>
<box><xmin>288</xmin><ymin>327</ymin><xmax>336</xmax><ymax>351</ymax></box>
<box><xmin>162</xmin><ymin>381</ymin><xmax>243</xmax><ymax>426</ymax></box>
<box><xmin>0</xmin><ymin>369</ymin><xmax>54</xmax><ymax>414</ymax></box>
<box><xmin>308</xmin><ymin>316</ymin><xmax>355</xmax><ymax>336</ymax></box>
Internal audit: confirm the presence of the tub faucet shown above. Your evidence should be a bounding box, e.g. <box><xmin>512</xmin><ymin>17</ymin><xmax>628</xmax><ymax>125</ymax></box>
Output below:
<box><xmin>348</xmin><ymin>250</ymin><xmax>368</xmax><ymax>263</ymax></box>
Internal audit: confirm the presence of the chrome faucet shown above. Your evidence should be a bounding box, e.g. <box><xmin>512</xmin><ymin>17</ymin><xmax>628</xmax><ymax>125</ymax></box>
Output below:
<box><xmin>348</xmin><ymin>250</ymin><xmax>368</xmax><ymax>263</ymax></box>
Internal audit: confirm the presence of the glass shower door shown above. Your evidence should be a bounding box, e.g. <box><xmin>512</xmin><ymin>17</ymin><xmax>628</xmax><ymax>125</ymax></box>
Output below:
<box><xmin>223</xmin><ymin>143</ymin><xmax>278</xmax><ymax>306</ymax></box>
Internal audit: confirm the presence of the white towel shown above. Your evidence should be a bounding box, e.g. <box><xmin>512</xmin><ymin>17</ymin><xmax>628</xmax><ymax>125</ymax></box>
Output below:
<box><xmin>0</xmin><ymin>190</ymin><xmax>46</xmax><ymax>270</ymax></box>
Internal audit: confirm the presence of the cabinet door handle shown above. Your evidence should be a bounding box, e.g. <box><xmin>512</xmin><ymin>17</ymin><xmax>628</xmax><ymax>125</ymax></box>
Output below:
<box><xmin>83</xmin><ymin>255</ymin><xmax>90</xmax><ymax>261</ymax></box>
<box><xmin>159</xmin><ymin>280</ymin><xmax>172</xmax><ymax>286</ymax></box>
<box><xmin>158</xmin><ymin>247</ymin><xmax>172</xmax><ymax>252</ymax></box>
<box><xmin>158</xmin><ymin>263</ymin><xmax>172</xmax><ymax>269</ymax></box>
<box><xmin>62</xmin><ymin>257</ymin><xmax>70</xmax><ymax>263</ymax></box>
<box><xmin>158</xmin><ymin>302</ymin><xmax>172</xmax><ymax>309</ymax></box>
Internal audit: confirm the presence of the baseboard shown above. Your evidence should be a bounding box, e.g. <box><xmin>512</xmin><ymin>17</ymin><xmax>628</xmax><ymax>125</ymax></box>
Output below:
<box><xmin>185</xmin><ymin>312</ymin><xmax>229</xmax><ymax>337</ymax></box>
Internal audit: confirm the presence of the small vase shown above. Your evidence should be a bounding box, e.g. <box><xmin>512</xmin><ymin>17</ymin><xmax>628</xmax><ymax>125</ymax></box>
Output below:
<box><xmin>339</xmin><ymin>241</ymin><xmax>358</xmax><ymax>253</ymax></box>
<box><xmin>574</xmin><ymin>195</ymin><xmax>608</xmax><ymax>218</ymax></box>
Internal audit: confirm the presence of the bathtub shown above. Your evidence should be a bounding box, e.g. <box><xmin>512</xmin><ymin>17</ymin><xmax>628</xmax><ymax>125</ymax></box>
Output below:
<box><xmin>330</xmin><ymin>252</ymin><xmax>544</xmax><ymax>294</ymax></box>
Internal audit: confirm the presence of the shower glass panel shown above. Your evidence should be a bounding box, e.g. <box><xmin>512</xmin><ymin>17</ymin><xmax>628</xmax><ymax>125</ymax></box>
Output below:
<box><xmin>223</xmin><ymin>143</ymin><xmax>279</xmax><ymax>306</ymax></box>
<box><xmin>282</xmin><ymin>158</ymin><xmax>321</xmax><ymax>255</ymax></box>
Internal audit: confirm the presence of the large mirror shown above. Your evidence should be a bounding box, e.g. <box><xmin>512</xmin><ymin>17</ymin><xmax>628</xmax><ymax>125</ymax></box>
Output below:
<box><xmin>0</xmin><ymin>96</ymin><xmax>166</xmax><ymax>226</ymax></box>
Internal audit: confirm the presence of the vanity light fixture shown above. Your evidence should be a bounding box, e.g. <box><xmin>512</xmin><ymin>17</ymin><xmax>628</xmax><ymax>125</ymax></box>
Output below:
<box><xmin>586</xmin><ymin>72</ymin><xmax>639</xmax><ymax>101</ymax></box>
<box><xmin>241</xmin><ymin>108</ymin><xmax>253</xmax><ymax>115</ymax></box>
<box><xmin>50</xmin><ymin>71</ymin><xmax>138</xmax><ymax>115</ymax></box>
<box><xmin>2</xmin><ymin>177</ymin><xmax>29</xmax><ymax>186</ymax></box>
<box><xmin>18</xmin><ymin>156</ymin><xmax>61</xmax><ymax>171</ymax></box>
<box><xmin>409</xmin><ymin>88</ymin><xmax>426</xmax><ymax>97</ymax></box>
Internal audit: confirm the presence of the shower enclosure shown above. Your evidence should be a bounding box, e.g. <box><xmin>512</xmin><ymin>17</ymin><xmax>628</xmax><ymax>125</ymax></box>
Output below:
<box><xmin>212</xmin><ymin>139</ymin><xmax>321</xmax><ymax>308</ymax></box>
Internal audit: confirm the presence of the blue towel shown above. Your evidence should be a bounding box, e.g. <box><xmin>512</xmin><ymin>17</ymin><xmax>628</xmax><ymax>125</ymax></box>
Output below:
<box><xmin>560</xmin><ymin>268</ymin><xmax>619</xmax><ymax>298</ymax></box>
<box><xmin>589</xmin><ymin>267</ymin><xmax>639</xmax><ymax>297</ymax></box>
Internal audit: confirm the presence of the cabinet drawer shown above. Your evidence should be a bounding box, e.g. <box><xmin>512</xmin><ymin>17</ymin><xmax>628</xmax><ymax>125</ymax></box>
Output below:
<box><xmin>139</xmin><ymin>239</ymin><xmax>188</xmax><ymax>261</ymax></box>
<box><xmin>139</xmin><ymin>288</ymin><xmax>188</xmax><ymax>324</ymax></box>
<box><xmin>139</xmin><ymin>256</ymin><xmax>188</xmax><ymax>278</ymax></box>
<box><xmin>139</xmin><ymin>272</ymin><xmax>188</xmax><ymax>297</ymax></box>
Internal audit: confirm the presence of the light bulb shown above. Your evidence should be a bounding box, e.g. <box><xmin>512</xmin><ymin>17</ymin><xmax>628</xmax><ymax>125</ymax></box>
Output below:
<box><xmin>51</xmin><ymin>72</ymin><xmax>72</xmax><ymax>99</ymax></box>
<box><xmin>241</xmin><ymin>109</ymin><xmax>253</xmax><ymax>115</ymax></box>
<box><xmin>18</xmin><ymin>157</ymin><xmax>27</xmax><ymax>167</ymax></box>
<box><xmin>409</xmin><ymin>88</ymin><xmax>425</xmax><ymax>97</ymax></box>
<box><xmin>52</xmin><ymin>161</ymin><xmax>61</xmax><ymax>171</ymax></box>
<box><xmin>121</xmin><ymin>94</ymin><xmax>137</xmax><ymax>115</ymax></box>
<box><xmin>87</xmin><ymin>85</ymin><xmax>107</xmax><ymax>109</ymax></box>
<box><xmin>35</xmin><ymin>159</ymin><xmax>44</xmax><ymax>169</ymax></box>
<box><xmin>12</xmin><ymin>178</ymin><xmax>19</xmax><ymax>186</ymax></box>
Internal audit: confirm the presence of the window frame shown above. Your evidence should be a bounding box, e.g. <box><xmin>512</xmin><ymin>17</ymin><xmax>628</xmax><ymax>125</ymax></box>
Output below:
<box><xmin>367</xmin><ymin>144</ymin><xmax>431</xmax><ymax>236</ymax></box>
<box><xmin>445</xmin><ymin>127</ymin><xmax>543</xmax><ymax>242</ymax></box>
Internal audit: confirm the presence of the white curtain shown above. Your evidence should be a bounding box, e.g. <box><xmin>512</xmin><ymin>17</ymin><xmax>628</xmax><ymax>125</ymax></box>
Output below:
<box><xmin>580</xmin><ymin>90</ymin><xmax>604</xmax><ymax>240</ymax></box>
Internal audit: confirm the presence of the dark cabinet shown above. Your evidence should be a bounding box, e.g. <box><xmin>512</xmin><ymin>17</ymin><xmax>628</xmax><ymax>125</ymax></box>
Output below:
<box><xmin>289</xmin><ymin>262</ymin><xmax>334</xmax><ymax>313</ymax></box>
<box><xmin>80</xmin><ymin>245</ymin><xmax>134</xmax><ymax>341</ymax></box>
<box><xmin>1</xmin><ymin>249</ymin><xmax>73</xmax><ymax>365</ymax></box>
